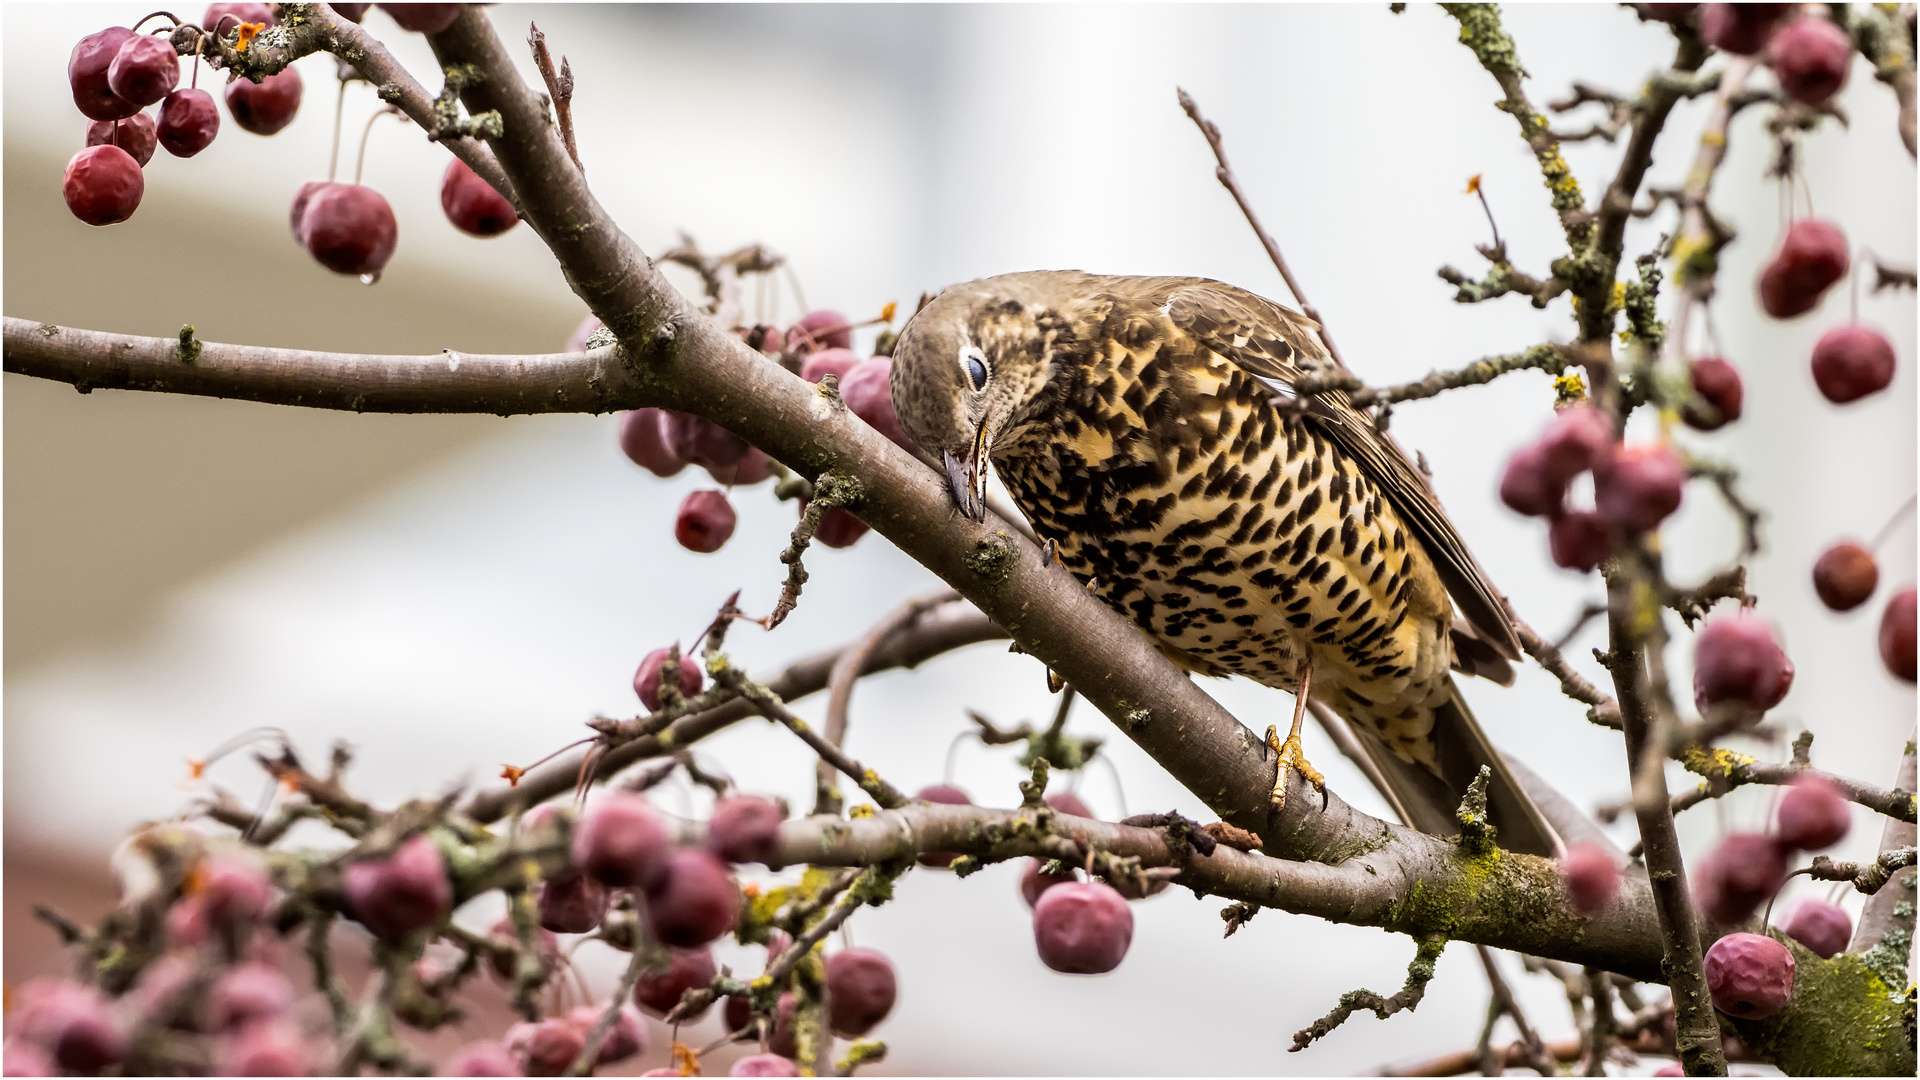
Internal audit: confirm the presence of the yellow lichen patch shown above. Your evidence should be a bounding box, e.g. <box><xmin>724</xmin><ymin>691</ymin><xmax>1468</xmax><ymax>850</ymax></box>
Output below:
<box><xmin>1679</xmin><ymin>744</ymin><xmax>1756</xmax><ymax>780</ymax></box>
<box><xmin>1554</xmin><ymin>372</ymin><xmax>1588</xmax><ymax>406</ymax></box>
<box><xmin>847</xmin><ymin>804</ymin><xmax>875</xmax><ymax>819</ymax></box>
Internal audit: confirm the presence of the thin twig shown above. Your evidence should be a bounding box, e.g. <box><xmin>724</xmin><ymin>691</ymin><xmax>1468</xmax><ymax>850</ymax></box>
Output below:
<box><xmin>1514</xmin><ymin>618</ymin><xmax>1621</xmax><ymax>728</ymax></box>
<box><xmin>817</xmin><ymin>591</ymin><xmax>960</xmax><ymax>815</ymax></box>
<box><xmin>1474</xmin><ymin>946</ymin><xmax>1554</xmax><ymax>1075</ymax></box>
<box><xmin>1292</xmin><ymin>936</ymin><xmax>1446</xmax><ymax>1051</ymax></box>
<box><xmin>714</xmin><ymin>667</ymin><xmax>907</xmax><ymax>811</ymax></box>
<box><xmin>565</xmin><ymin>945</ymin><xmax>648</xmax><ymax>1076</ymax></box>
<box><xmin>1177</xmin><ymin>87</ymin><xmax>1344</xmax><ymax>368</ymax></box>
<box><xmin>528</xmin><ymin>23</ymin><xmax>581</xmax><ymax>173</ymax></box>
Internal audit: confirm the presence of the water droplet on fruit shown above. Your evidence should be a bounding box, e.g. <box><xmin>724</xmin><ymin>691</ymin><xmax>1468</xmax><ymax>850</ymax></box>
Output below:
<box><xmin>359</xmin><ymin>272</ymin><xmax>379</xmax><ymax>285</ymax></box>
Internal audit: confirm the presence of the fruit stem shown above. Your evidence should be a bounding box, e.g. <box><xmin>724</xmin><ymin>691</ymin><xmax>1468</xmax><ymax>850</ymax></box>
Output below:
<box><xmin>353</xmin><ymin>106</ymin><xmax>403</xmax><ymax>186</ymax></box>
<box><xmin>1871</xmin><ymin>494</ymin><xmax>1917</xmax><ymax>552</ymax></box>
<box><xmin>328</xmin><ymin>78</ymin><xmax>349</xmax><ymax>182</ymax></box>
<box><xmin>130</xmin><ymin>10</ymin><xmax>181</xmax><ymax>33</ymax></box>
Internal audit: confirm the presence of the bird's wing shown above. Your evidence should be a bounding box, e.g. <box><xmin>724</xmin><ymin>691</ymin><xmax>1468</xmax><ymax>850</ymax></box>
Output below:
<box><xmin>1158</xmin><ymin>278</ymin><xmax>1523</xmax><ymax>662</ymax></box>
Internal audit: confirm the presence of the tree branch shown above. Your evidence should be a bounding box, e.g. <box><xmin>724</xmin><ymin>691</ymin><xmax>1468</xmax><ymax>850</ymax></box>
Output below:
<box><xmin>816</xmin><ymin>591</ymin><xmax>961</xmax><ymax>815</ymax></box>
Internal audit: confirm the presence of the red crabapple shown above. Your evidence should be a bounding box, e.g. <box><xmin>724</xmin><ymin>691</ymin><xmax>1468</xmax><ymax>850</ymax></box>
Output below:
<box><xmin>1780</xmin><ymin>898</ymin><xmax>1852</xmax><ymax>958</ymax></box>
<box><xmin>1593</xmin><ymin>444</ymin><xmax>1684</xmax><ymax>533</ymax></box>
<box><xmin>733</xmin><ymin>1054</ymin><xmax>801</xmax><ymax>1077</ymax></box>
<box><xmin>1880</xmin><ymin>587</ymin><xmax>1916</xmax><ymax>682</ymax></box>
<box><xmin>1560</xmin><ymin>842</ymin><xmax>1621</xmax><ymax>914</ymax></box>
<box><xmin>1704</xmin><ymin>932</ymin><xmax>1794</xmax><ymax>1018</ymax></box>
<box><xmin>506</xmin><ymin>1018</ymin><xmax>585</xmax><ymax>1077</ymax></box>
<box><xmin>441</xmin><ymin>158</ymin><xmax>518</xmax><ymax>237</ymax></box>
<box><xmin>157</xmin><ymin>88</ymin><xmax>219</xmax><ymax>157</ymax></box>
<box><xmin>1770</xmin><ymin>16</ymin><xmax>1853</xmax><ymax>106</ymax></box>
<box><xmin>1032</xmin><ymin>881</ymin><xmax>1134</xmax><ymax>974</ymax></box>
<box><xmin>342</xmin><ymin>835</ymin><xmax>451</xmax><ymax>942</ymax></box>
<box><xmin>486</xmin><ymin>917</ymin><xmax>560</xmax><ymax>983</ymax></box>
<box><xmin>634</xmin><ymin>947</ymin><xmax>717</xmax><ymax>1018</ymax></box>
<box><xmin>1683</xmin><ymin>356</ymin><xmax>1744</xmax><ymax>431</ymax></box>
<box><xmin>620</xmin><ymin>408</ymin><xmax>688</xmax><ymax>477</ymax></box>
<box><xmin>634</xmin><ymin>646</ymin><xmax>704</xmax><ymax>710</ymax></box>
<box><xmin>214</xmin><ymin>1022</ymin><xmax>310</xmax><ymax>1077</ymax></box>
<box><xmin>1700</xmin><ymin>4</ymin><xmax>1787</xmax><ymax>54</ymax></box>
<box><xmin>302</xmin><ymin>183</ymin><xmax>398</xmax><ymax>278</ymax></box>
<box><xmin>786</xmin><ymin>309</ymin><xmax>852</xmax><ymax>354</ymax></box>
<box><xmin>662</xmin><ymin>412</ymin><xmax>752</xmax><ymax>471</ymax></box>
<box><xmin>810</xmin><ymin>503</ymin><xmax>871</xmax><ymax>549</ymax></box>
<box><xmin>1776</xmin><ymin>774</ymin><xmax>1851</xmax><ymax>851</ymax></box>
<box><xmin>538</xmin><ymin>872</ymin><xmax>610</xmax><ymax>933</ymax></box>
<box><xmin>1537</xmin><ymin>405</ymin><xmax>1614</xmax><ymax>481</ymax></box>
<box><xmin>1813</xmin><ymin>541</ymin><xmax>1878</xmax><ymax>611</ymax></box>
<box><xmin>1499</xmin><ymin>445</ymin><xmax>1566</xmax><ymax>517</ymax></box>
<box><xmin>205</xmin><ymin>962</ymin><xmax>293</xmax><ymax>1031</ymax></box>
<box><xmin>571</xmin><ymin>792</ymin><xmax>671</xmax><ymax>889</ymax></box>
<box><xmin>1692</xmin><ymin>832</ymin><xmax>1788</xmax><ymax>925</ymax></box>
<box><xmin>1810</xmin><ymin>325</ymin><xmax>1896</xmax><ymax>403</ymax></box>
<box><xmin>203</xmin><ymin>3</ymin><xmax>274</xmax><ymax>32</ymax></box>
<box><xmin>709</xmin><ymin>795</ymin><xmax>784</xmax><ymax>865</ymax></box>
<box><xmin>1548</xmin><ymin>510</ymin><xmax>1610</xmax><ymax>573</ymax></box>
<box><xmin>800</xmin><ymin>347</ymin><xmax>862</xmax><ymax>384</ymax></box>
<box><xmin>1758</xmin><ymin>219</ymin><xmax>1849</xmax><ymax>319</ymax></box>
<box><xmin>643</xmin><ymin>849</ymin><xmax>741</xmax><ymax>948</ymax></box>
<box><xmin>1693</xmin><ymin>611</ymin><xmax>1793</xmax><ymax>714</ymax></box>
<box><xmin>842</xmin><ymin>355</ymin><xmax>916</xmax><ymax>451</ymax></box>
<box><xmin>226</xmin><ymin>67</ymin><xmax>303</xmax><ymax>136</ymax></box>
<box><xmin>11</xmin><ymin>980</ymin><xmax>127</xmax><ymax>1072</ymax></box>
<box><xmin>564</xmin><ymin>1004</ymin><xmax>647</xmax><ymax>1065</ymax></box>
<box><xmin>198</xmin><ymin>856</ymin><xmax>274</xmax><ymax>931</ymax></box>
<box><xmin>86</xmin><ymin>112</ymin><xmax>156</xmax><ymax>167</ymax></box>
<box><xmin>825</xmin><ymin>948</ymin><xmax>898</xmax><ymax>1036</ymax></box>
<box><xmin>379</xmin><ymin>4</ymin><xmax>463</xmax><ymax>33</ymax></box>
<box><xmin>676</xmin><ymin>492</ymin><xmax>737</xmax><ymax>553</ymax></box>
<box><xmin>329</xmin><ymin>3</ymin><xmax>372</xmax><ymax>23</ymax></box>
<box><xmin>63</xmin><ymin>145</ymin><xmax>144</xmax><ymax>226</ymax></box>
<box><xmin>69</xmin><ymin>28</ymin><xmax>141</xmax><ymax>121</ymax></box>
<box><xmin>1046</xmin><ymin>790</ymin><xmax>1094</xmax><ymax>818</ymax></box>
<box><xmin>106</xmin><ymin>34</ymin><xmax>179</xmax><ymax>109</ymax></box>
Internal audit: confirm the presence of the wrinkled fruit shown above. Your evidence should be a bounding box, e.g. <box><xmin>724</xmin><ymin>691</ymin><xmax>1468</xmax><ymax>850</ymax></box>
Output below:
<box><xmin>106</xmin><ymin>34</ymin><xmax>179</xmax><ymax>109</ymax></box>
<box><xmin>1704</xmin><ymin>932</ymin><xmax>1795</xmax><ymax>1018</ymax></box>
<box><xmin>633</xmin><ymin>947</ymin><xmax>716</xmax><ymax>1018</ymax></box>
<box><xmin>1780</xmin><ymin>898</ymin><xmax>1852</xmax><ymax>958</ymax></box>
<box><xmin>63</xmin><ymin>145</ymin><xmax>144</xmax><ymax>226</ymax></box>
<box><xmin>157</xmin><ymin>88</ymin><xmax>219</xmax><ymax>157</ymax></box>
<box><xmin>571</xmin><ymin>792</ymin><xmax>671</xmax><ymax>889</ymax></box>
<box><xmin>86</xmin><ymin>112</ymin><xmax>156</xmax><ymax>167</ymax></box>
<box><xmin>69</xmin><ymin>28</ymin><xmax>140</xmax><ymax>121</ymax></box>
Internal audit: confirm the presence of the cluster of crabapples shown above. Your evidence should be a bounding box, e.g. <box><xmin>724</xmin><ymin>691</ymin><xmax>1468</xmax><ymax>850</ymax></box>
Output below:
<box><xmin>604</xmin><ymin>309</ymin><xmax>913</xmax><ymax>554</ymax></box>
<box><xmin>64</xmin><ymin>4</ymin><xmax>515</xmax><ymax>283</ymax></box>
<box><xmin>1643</xmin><ymin>4</ymin><xmax>1862</xmax><ymax>109</ymax></box>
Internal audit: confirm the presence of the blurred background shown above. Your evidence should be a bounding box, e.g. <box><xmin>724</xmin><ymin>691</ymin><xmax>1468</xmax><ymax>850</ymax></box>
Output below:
<box><xmin>4</xmin><ymin>4</ymin><xmax>1912</xmax><ymax>1074</ymax></box>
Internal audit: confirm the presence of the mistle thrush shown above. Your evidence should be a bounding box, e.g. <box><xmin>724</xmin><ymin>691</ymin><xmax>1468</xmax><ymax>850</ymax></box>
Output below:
<box><xmin>890</xmin><ymin>271</ymin><xmax>1558</xmax><ymax>857</ymax></box>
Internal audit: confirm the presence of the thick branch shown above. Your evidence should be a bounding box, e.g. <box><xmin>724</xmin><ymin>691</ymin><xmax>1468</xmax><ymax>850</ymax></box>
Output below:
<box><xmin>1850</xmin><ymin>745</ymin><xmax>1918</xmax><ymax>954</ymax></box>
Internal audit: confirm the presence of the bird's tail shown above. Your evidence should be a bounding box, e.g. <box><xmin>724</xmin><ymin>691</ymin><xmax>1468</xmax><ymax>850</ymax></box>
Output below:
<box><xmin>1341</xmin><ymin>677</ymin><xmax>1560</xmax><ymax>858</ymax></box>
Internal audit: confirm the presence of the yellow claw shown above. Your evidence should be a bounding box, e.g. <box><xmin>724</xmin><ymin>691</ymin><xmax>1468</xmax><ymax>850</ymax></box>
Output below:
<box><xmin>1265</xmin><ymin>725</ymin><xmax>1327</xmax><ymax>812</ymax></box>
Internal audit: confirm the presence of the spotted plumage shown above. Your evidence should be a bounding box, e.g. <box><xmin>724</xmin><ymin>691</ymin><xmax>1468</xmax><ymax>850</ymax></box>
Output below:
<box><xmin>892</xmin><ymin>271</ymin><xmax>1556</xmax><ymax>856</ymax></box>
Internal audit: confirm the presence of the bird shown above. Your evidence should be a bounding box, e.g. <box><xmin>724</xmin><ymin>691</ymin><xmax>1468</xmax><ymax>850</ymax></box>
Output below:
<box><xmin>889</xmin><ymin>271</ymin><xmax>1558</xmax><ymax>857</ymax></box>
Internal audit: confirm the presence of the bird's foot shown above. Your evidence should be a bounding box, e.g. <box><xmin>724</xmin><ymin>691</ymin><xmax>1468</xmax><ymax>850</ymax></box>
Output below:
<box><xmin>1264</xmin><ymin>725</ymin><xmax>1327</xmax><ymax>813</ymax></box>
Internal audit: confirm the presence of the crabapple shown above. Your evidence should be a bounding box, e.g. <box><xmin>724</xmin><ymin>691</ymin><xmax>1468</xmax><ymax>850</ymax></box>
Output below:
<box><xmin>1813</xmin><ymin>541</ymin><xmax>1878</xmax><ymax>611</ymax></box>
<box><xmin>157</xmin><ymin>88</ymin><xmax>219</xmax><ymax>157</ymax></box>
<box><xmin>644</xmin><ymin>848</ymin><xmax>741</xmax><ymax>948</ymax></box>
<box><xmin>572</xmin><ymin>792</ymin><xmax>671</xmax><ymax>889</ymax></box>
<box><xmin>786</xmin><ymin>309</ymin><xmax>852</xmax><ymax>354</ymax></box>
<box><xmin>564</xmin><ymin>1004</ymin><xmax>646</xmax><ymax>1065</ymax></box>
<box><xmin>11</xmin><ymin>980</ymin><xmax>127</xmax><ymax>1072</ymax></box>
<box><xmin>825</xmin><ymin>948</ymin><xmax>898</xmax><ymax>1036</ymax></box>
<box><xmin>70</xmin><ymin>28</ymin><xmax>140</xmax><ymax>121</ymax></box>
<box><xmin>205</xmin><ymin>962</ymin><xmax>293</xmax><ymax>1031</ymax></box>
<box><xmin>441</xmin><ymin>158</ymin><xmax>518</xmax><ymax>237</ymax></box>
<box><xmin>1593</xmin><ymin>444</ymin><xmax>1685</xmax><ymax>533</ymax></box>
<box><xmin>1693</xmin><ymin>832</ymin><xmax>1788</xmax><ymax>925</ymax></box>
<box><xmin>214</xmin><ymin>1022</ymin><xmax>311</xmax><ymax>1077</ymax></box>
<box><xmin>709</xmin><ymin>795</ymin><xmax>784</xmax><ymax>865</ymax></box>
<box><xmin>1776</xmin><ymin>774</ymin><xmax>1851</xmax><ymax>851</ymax></box>
<box><xmin>86</xmin><ymin>111</ymin><xmax>156</xmax><ymax>166</ymax></box>
<box><xmin>1499</xmin><ymin>445</ymin><xmax>1565</xmax><ymax>517</ymax></box>
<box><xmin>203</xmin><ymin>3</ymin><xmax>274</xmax><ymax>32</ymax></box>
<box><xmin>1780</xmin><ymin>898</ymin><xmax>1852</xmax><ymax>958</ymax></box>
<box><xmin>1021</xmin><ymin>858</ymin><xmax>1080</xmax><ymax>907</ymax></box>
<box><xmin>1693</xmin><ymin>611</ymin><xmax>1793</xmax><ymax>714</ymax></box>
<box><xmin>1537</xmin><ymin>405</ymin><xmax>1613</xmax><ymax>481</ymax></box>
<box><xmin>1810</xmin><ymin>325</ymin><xmax>1896</xmax><ymax>404</ymax></box>
<box><xmin>733</xmin><ymin>1054</ymin><xmax>801</xmax><ymax>1077</ymax></box>
<box><xmin>634</xmin><ymin>646</ymin><xmax>704</xmax><ymax>711</ymax></box>
<box><xmin>1682</xmin><ymin>357</ymin><xmax>1744</xmax><ymax>431</ymax></box>
<box><xmin>441</xmin><ymin>1040</ymin><xmax>520</xmax><ymax>1076</ymax></box>
<box><xmin>842</xmin><ymin>355</ymin><xmax>915</xmax><ymax>451</ymax></box>
<box><xmin>620</xmin><ymin>409</ymin><xmax>687</xmax><ymax>477</ymax></box>
<box><xmin>800</xmin><ymin>347</ymin><xmax>862</xmax><ymax>384</ymax></box>
<box><xmin>537</xmin><ymin>872</ymin><xmax>610</xmax><ymax>934</ymax></box>
<box><xmin>675</xmin><ymin>490</ymin><xmax>737</xmax><ymax>553</ymax></box>
<box><xmin>63</xmin><ymin>145</ymin><xmax>144</xmax><ymax>226</ymax></box>
<box><xmin>486</xmin><ymin>917</ymin><xmax>560</xmax><ymax>983</ymax></box>
<box><xmin>1771</xmin><ymin>16</ymin><xmax>1853</xmax><ymax>106</ymax></box>
<box><xmin>226</xmin><ymin>67</ymin><xmax>303</xmax><ymax>136</ymax></box>
<box><xmin>506</xmin><ymin>1019</ymin><xmax>584</xmax><ymax>1077</ymax></box>
<box><xmin>1704</xmin><ymin>932</ymin><xmax>1794</xmax><ymax>1018</ymax></box>
<box><xmin>106</xmin><ymin>34</ymin><xmax>179</xmax><ymax>109</ymax></box>
<box><xmin>342</xmin><ymin>835</ymin><xmax>451</xmax><ymax>942</ymax></box>
<box><xmin>1700</xmin><ymin>3</ymin><xmax>1787</xmax><ymax>54</ymax></box>
<box><xmin>302</xmin><ymin>183</ymin><xmax>398</xmax><ymax>278</ymax></box>
<box><xmin>634</xmin><ymin>947</ymin><xmax>717</xmax><ymax>1017</ymax></box>
<box><xmin>1880</xmin><ymin>587</ymin><xmax>1916</xmax><ymax>682</ymax></box>
<box><xmin>1548</xmin><ymin>510</ymin><xmax>1610</xmax><ymax>573</ymax></box>
<box><xmin>380</xmin><ymin>4</ymin><xmax>463</xmax><ymax>33</ymax></box>
<box><xmin>1032</xmin><ymin>882</ymin><xmax>1133</xmax><ymax>974</ymax></box>
<box><xmin>1758</xmin><ymin>219</ymin><xmax>1849</xmax><ymax>319</ymax></box>
<box><xmin>1561</xmin><ymin>842</ymin><xmax>1621</xmax><ymax>914</ymax></box>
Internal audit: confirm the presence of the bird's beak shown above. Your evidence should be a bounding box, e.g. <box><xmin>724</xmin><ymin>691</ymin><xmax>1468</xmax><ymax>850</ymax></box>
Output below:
<box><xmin>942</xmin><ymin>425</ymin><xmax>990</xmax><ymax>524</ymax></box>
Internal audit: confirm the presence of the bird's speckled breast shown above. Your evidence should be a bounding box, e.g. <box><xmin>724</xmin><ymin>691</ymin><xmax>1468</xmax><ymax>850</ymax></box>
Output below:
<box><xmin>994</xmin><ymin>337</ymin><xmax>1457</xmax><ymax>767</ymax></box>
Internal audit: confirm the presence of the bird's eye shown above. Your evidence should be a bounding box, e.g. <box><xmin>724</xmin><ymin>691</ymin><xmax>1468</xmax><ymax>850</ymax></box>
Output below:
<box><xmin>965</xmin><ymin>356</ymin><xmax>988</xmax><ymax>391</ymax></box>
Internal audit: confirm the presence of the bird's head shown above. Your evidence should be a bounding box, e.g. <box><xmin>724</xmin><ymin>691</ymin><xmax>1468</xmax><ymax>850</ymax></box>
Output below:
<box><xmin>889</xmin><ymin>272</ymin><xmax>1094</xmax><ymax>522</ymax></box>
